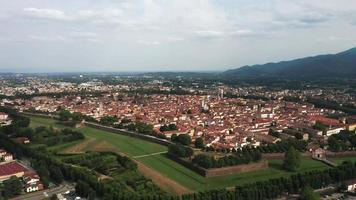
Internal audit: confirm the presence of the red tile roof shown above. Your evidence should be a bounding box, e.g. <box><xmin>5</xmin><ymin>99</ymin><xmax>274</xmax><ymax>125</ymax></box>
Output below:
<box><xmin>0</xmin><ymin>162</ymin><xmax>28</xmax><ymax>176</ymax></box>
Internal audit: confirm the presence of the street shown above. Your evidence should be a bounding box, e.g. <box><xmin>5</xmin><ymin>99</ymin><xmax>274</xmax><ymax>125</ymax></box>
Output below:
<box><xmin>11</xmin><ymin>184</ymin><xmax>74</xmax><ymax>200</ymax></box>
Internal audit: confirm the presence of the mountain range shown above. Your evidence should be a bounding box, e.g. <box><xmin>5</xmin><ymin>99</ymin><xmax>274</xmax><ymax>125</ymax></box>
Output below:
<box><xmin>223</xmin><ymin>47</ymin><xmax>356</xmax><ymax>79</ymax></box>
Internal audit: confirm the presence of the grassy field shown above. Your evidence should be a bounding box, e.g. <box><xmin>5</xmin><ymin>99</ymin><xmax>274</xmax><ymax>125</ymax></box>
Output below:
<box><xmin>331</xmin><ymin>157</ymin><xmax>356</xmax><ymax>165</ymax></box>
<box><xmin>29</xmin><ymin>116</ymin><xmax>167</xmax><ymax>157</ymax></box>
<box><xmin>136</xmin><ymin>155</ymin><xmax>330</xmax><ymax>191</ymax></box>
<box><xmin>29</xmin><ymin>116</ymin><xmax>330</xmax><ymax>192</ymax></box>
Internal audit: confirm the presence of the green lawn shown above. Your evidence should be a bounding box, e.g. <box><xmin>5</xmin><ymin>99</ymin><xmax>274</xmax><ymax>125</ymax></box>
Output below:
<box><xmin>29</xmin><ymin>116</ymin><xmax>167</xmax><ymax>157</ymax></box>
<box><xmin>136</xmin><ymin>155</ymin><xmax>330</xmax><ymax>191</ymax></box>
<box><xmin>28</xmin><ymin>116</ymin><xmax>330</xmax><ymax>192</ymax></box>
<box><xmin>331</xmin><ymin>157</ymin><xmax>356</xmax><ymax>165</ymax></box>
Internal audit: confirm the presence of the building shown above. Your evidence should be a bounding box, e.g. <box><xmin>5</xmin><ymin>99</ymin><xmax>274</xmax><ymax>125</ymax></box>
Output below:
<box><xmin>0</xmin><ymin>150</ymin><xmax>13</xmax><ymax>163</ymax></box>
<box><xmin>0</xmin><ymin>112</ymin><xmax>8</xmax><ymax>121</ymax></box>
<box><xmin>325</xmin><ymin>127</ymin><xmax>345</xmax><ymax>136</ymax></box>
<box><xmin>311</xmin><ymin>148</ymin><xmax>326</xmax><ymax>159</ymax></box>
<box><xmin>345</xmin><ymin>179</ymin><xmax>356</xmax><ymax>193</ymax></box>
<box><xmin>347</xmin><ymin>123</ymin><xmax>356</xmax><ymax>132</ymax></box>
<box><xmin>14</xmin><ymin>137</ymin><xmax>30</xmax><ymax>144</ymax></box>
<box><xmin>2</xmin><ymin>153</ymin><xmax>13</xmax><ymax>162</ymax></box>
<box><xmin>0</xmin><ymin>161</ymin><xmax>27</xmax><ymax>182</ymax></box>
<box><xmin>23</xmin><ymin>172</ymin><xmax>44</xmax><ymax>193</ymax></box>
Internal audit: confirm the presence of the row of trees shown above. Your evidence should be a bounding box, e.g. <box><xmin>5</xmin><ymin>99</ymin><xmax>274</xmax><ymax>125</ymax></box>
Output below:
<box><xmin>62</xmin><ymin>152</ymin><xmax>137</xmax><ymax>175</ymax></box>
<box><xmin>192</xmin><ymin>151</ymin><xmax>262</xmax><ymax>169</ymax></box>
<box><xmin>0</xmin><ymin>128</ymin><xmax>177</xmax><ymax>200</ymax></box>
<box><xmin>171</xmin><ymin>134</ymin><xmax>192</xmax><ymax>146</ymax></box>
<box><xmin>168</xmin><ymin>144</ymin><xmax>194</xmax><ymax>158</ymax></box>
<box><xmin>58</xmin><ymin>109</ymin><xmax>97</xmax><ymax>123</ymax></box>
<box><xmin>328</xmin><ymin>130</ymin><xmax>356</xmax><ymax>152</ymax></box>
<box><xmin>160</xmin><ymin>124</ymin><xmax>178</xmax><ymax>132</ymax></box>
<box><xmin>182</xmin><ymin>161</ymin><xmax>356</xmax><ymax>200</ymax></box>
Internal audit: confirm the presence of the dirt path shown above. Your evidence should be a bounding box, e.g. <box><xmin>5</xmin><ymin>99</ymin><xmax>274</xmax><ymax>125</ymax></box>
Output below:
<box><xmin>135</xmin><ymin>160</ymin><xmax>191</xmax><ymax>195</ymax></box>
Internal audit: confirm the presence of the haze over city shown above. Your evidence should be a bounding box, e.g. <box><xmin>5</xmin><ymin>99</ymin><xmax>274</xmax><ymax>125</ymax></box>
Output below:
<box><xmin>1</xmin><ymin>0</ymin><xmax>356</xmax><ymax>72</ymax></box>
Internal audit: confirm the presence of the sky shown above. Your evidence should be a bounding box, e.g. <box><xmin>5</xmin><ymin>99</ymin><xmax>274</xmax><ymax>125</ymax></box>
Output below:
<box><xmin>0</xmin><ymin>0</ymin><xmax>356</xmax><ymax>73</ymax></box>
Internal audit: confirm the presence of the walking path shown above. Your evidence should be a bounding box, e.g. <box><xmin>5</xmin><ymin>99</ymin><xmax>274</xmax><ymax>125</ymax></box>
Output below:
<box><xmin>133</xmin><ymin>151</ymin><xmax>168</xmax><ymax>158</ymax></box>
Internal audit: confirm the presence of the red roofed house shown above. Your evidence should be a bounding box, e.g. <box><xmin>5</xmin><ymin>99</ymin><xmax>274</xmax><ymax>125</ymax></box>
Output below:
<box><xmin>23</xmin><ymin>171</ymin><xmax>44</xmax><ymax>193</ymax></box>
<box><xmin>15</xmin><ymin>137</ymin><xmax>30</xmax><ymax>144</ymax></box>
<box><xmin>0</xmin><ymin>161</ymin><xmax>27</xmax><ymax>182</ymax></box>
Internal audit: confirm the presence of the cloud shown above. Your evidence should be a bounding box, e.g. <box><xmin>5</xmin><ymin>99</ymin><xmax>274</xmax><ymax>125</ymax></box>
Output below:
<box><xmin>29</xmin><ymin>35</ymin><xmax>66</xmax><ymax>41</ymax></box>
<box><xmin>23</xmin><ymin>8</ymin><xmax>72</xmax><ymax>21</ymax></box>
<box><xmin>193</xmin><ymin>29</ymin><xmax>260</xmax><ymax>39</ymax></box>
<box><xmin>29</xmin><ymin>31</ymin><xmax>99</xmax><ymax>42</ymax></box>
<box><xmin>193</xmin><ymin>30</ymin><xmax>226</xmax><ymax>38</ymax></box>
<box><xmin>137</xmin><ymin>40</ymin><xmax>160</xmax><ymax>46</ymax></box>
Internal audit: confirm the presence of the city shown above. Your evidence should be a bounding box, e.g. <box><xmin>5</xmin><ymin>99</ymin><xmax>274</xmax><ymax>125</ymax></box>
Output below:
<box><xmin>1</xmin><ymin>1</ymin><xmax>356</xmax><ymax>200</ymax></box>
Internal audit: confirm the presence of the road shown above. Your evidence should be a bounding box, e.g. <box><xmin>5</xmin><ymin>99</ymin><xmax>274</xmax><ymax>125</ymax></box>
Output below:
<box><xmin>11</xmin><ymin>184</ymin><xmax>74</xmax><ymax>200</ymax></box>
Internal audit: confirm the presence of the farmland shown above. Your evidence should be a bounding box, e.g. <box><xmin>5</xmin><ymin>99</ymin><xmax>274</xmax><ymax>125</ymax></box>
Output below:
<box><xmin>29</xmin><ymin>116</ymin><xmax>330</xmax><ymax>193</ymax></box>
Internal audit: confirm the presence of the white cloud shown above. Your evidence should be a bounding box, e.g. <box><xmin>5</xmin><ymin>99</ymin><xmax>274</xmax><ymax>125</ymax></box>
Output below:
<box><xmin>1</xmin><ymin>0</ymin><xmax>356</xmax><ymax>72</ymax></box>
<box><xmin>137</xmin><ymin>40</ymin><xmax>160</xmax><ymax>46</ymax></box>
<box><xmin>29</xmin><ymin>35</ymin><xmax>66</xmax><ymax>41</ymax></box>
<box><xmin>23</xmin><ymin>8</ymin><xmax>72</xmax><ymax>21</ymax></box>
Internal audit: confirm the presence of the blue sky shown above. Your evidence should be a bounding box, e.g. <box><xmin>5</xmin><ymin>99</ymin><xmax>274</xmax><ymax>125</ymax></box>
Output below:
<box><xmin>0</xmin><ymin>0</ymin><xmax>356</xmax><ymax>72</ymax></box>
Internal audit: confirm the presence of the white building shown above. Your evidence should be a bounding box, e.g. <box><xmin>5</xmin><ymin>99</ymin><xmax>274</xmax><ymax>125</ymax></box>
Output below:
<box><xmin>325</xmin><ymin>127</ymin><xmax>345</xmax><ymax>137</ymax></box>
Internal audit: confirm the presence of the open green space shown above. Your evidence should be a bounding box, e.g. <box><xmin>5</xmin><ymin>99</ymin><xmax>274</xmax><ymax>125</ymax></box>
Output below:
<box><xmin>29</xmin><ymin>116</ymin><xmax>167</xmax><ymax>157</ymax></box>
<box><xmin>29</xmin><ymin>116</ymin><xmax>331</xmax><ymax>192</ymax></box>
<box><xmin>331</xmin><ymin>156</ymin><xmax>356</xmax><ymax>165</ymax></box>
<box><xmin>136</xmin><ymin>155</ymin><xmax>330</xmax><ymax>191</ymax></box>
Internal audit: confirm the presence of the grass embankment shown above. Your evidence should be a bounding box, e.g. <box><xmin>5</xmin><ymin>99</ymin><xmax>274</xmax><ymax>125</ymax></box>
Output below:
<box><xmin>29</xmin><ymin>116</ymin><xmax>330</xmax><ymax>192</ymax></box>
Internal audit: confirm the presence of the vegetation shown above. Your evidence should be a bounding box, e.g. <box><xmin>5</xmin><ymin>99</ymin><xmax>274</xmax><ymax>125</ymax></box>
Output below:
<box><xmin>168</xmin><ymin>144</ymin><xmax>193</xmax><ymax>158</ymax></box>
<box><xmin>0</xmin><ymin>113</ymin><xmax>172</xmax><ymax>200</ymax></box>
<box><xmin>192</xmin><ymin>151</ymin><xmax>261</xmax><ymax>169</ymax></box>
<box><xmin>99</xmin><ymin>116</ymin><xmax>118</xmax><ymax>126</ymax></box>
<box><xmin>194</xmin><ymin>137</ymin><xmax>205</xmax><ymax>149</ymax></box>
<box><xmin>299</xmin><ymin>186</ymin><xmax>321</xmax><ymax>200</ymax></box>
<box><xmin>58</xmin><ymin>109</ymin><xmax>96</xmax><ymax>123</ymax></box>
<box><xmin>328</xmin><ymin>130</ymin><xmax>356</xmax><ymax>152</ymax></box>
<box><xmin>160</xmin><ymin>124</ymin><xmax>178</xmax><ymax>132</ymax></box>
<box><xmin>1</xmin><ymin>176</ymin><xmax>23</xmax><ymax>198</ymax></box>
<box><xmin>62</xmin><ymin>152</ymin><xmax>137</xmax><ymax>175</ymax></box>
<box><xmin>182</xmin><ymin>161</ymin><xmax>356</xmax><ymax>200</ymax></box>
<box><xmin>174</xmin><ymin>134</ymin><xmax>191</xmax><ymax>146</ymax></box>
<box><xmin>29</xmin><ymin>127</ymin><xmax>84</xmax><ymax>147</ymax></box>
<box><xmin>283</xmin><ymin>147</ymin><xmax>302</xmax><ymax>172</ymax></box>
<box><xmin>27</xmin><ymin>116</ymin><xmax>331</xmax><ymax>193</ymax></box>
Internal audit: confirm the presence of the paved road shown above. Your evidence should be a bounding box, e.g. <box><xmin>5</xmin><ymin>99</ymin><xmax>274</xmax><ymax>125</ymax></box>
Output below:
<box><xmin>11</xmin><ymin>184</ymin><xmax>74</xmax><ymax>200</ymax></box>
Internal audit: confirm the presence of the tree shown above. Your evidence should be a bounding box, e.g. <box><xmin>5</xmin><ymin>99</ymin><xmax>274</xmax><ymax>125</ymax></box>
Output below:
<box><xmin>168</xmin><ymin>144</ymin><xmax>193</xmax><ymax>158</ymax></box>
<box><xmin>99</xmin><ymin>116</ymin><xmax>118</xmax><ymax>126</ymax></box>
<box><xmin>58</xmin><ymin>109</ymin><xmax>71</xmax><ymax>121</ymax></box>
<box><xmin>195</xmin><ymin>137</ymin><xmax>205</xmax><ymax>148</ymax></box>
<box><xmin>171</xmin><ymin>134</ymin><xmax>178</xmax><ymax>142</ymax></box>
<box><xmin>76</xmin><ymin>181</ymin><xmax>91</xmax><ymax>198</ymax></box>
<box><xmin>2</xmin><ymin>176</ymin><xmax>22</xmax><ymax>198</ymax></box>
<box><xmin>49</xmin><ymin>166</ymin><xmax>64</xmax><ymax>183</ymax></box>
<box><xmin>71</xmin><ymin>112</ymin><xmax>84</xmax><ymax>122</ymax></box>
<box><xmin>177</xmin><ymin>134</ymin><xmax>191</xmax><ymax>145</ymax></box>
<box><xmin>283</xmin><ymin>146</ymin><xmax>301</xmax><ymax>172</ymax></box>
<box><xmin>299</xmin><ymin>186</ymin><xmax>321</xmax><ymax>200</ymax></box>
